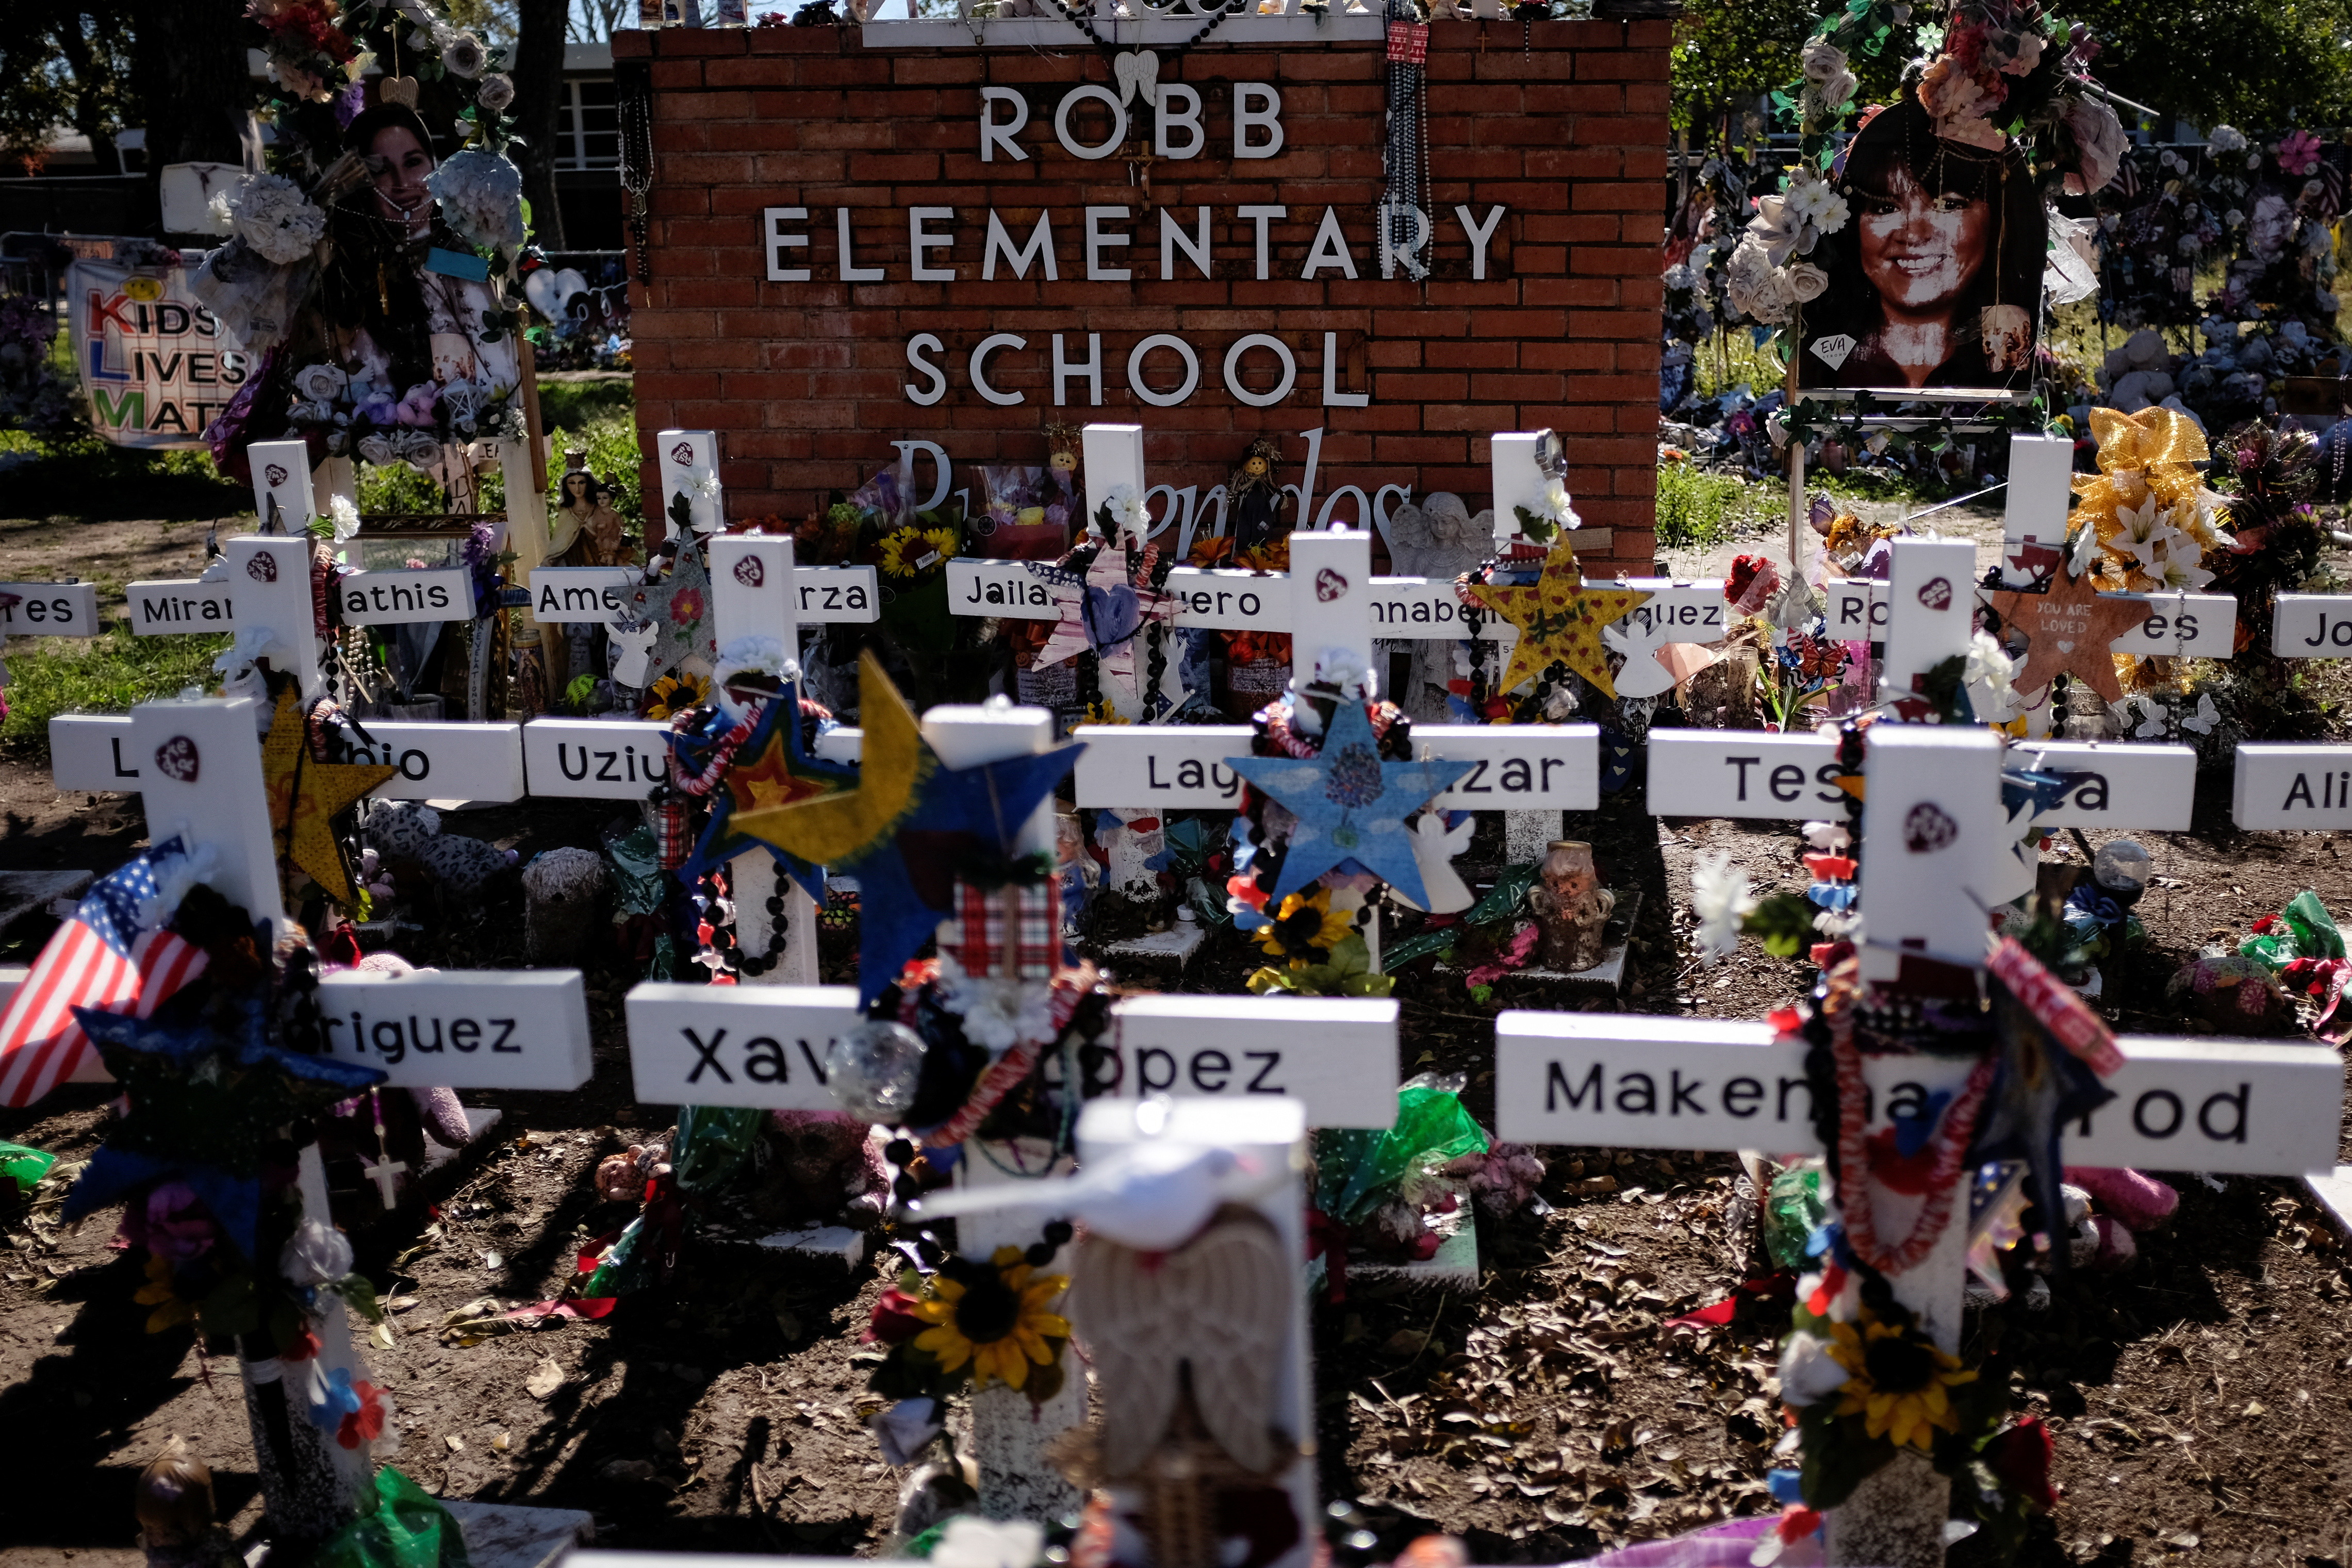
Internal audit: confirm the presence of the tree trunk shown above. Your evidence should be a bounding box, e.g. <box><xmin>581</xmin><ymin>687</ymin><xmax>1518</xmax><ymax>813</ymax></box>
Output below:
<box><xmin>131</xmin><ymin>0</ymin><xmax>250</xmax><ymax>199</ymax></box>
<box><xmin>49</xmin><ymin>7</ymin><xmax>122</xmax><ymax>175</ymax></box>
<box><xmin>513</xmin><ymin>0</ymin><xmax>569</xmax><ymax>252</ymax></box>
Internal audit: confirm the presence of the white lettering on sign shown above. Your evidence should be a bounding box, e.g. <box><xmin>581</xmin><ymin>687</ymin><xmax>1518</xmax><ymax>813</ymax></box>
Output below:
<box><xmin>521</xmin><ymin>719</ymin><xmax>674</xmax><ymax>799</ymax></box>
<box><xmin>1073</xmin><ymin>723</ymin><xmax>1251</xmax><ymax>807</ymax></box>
<box><xmin>2105</xmin><ymin>590</ymin><xmax>2235</xmax><ymax>658</ymax></box>
<box><xmin>0</xmin><ymin>582</ymin><xmax>100</xmax><ymax>637</ymax></box>
<box><xmin>1646</xmin><ymin>731</ymin><xmax>1841</xmax><ymax>819</ymax></box>
<box><xmin>314</xmin><ymin>970</ymin><xmax>594</xmax><ymax>1090</ymax></box>
<box><xmin>342</xmin><ymin>722</ymin><xmax>527</xmax><ymax>802</ymax></box>
<box><xmin>2233</xmin><ymin>744</ymin><xmax>2352</xmax><ymax>829</ymax></box>
<box><xmin>793</xmin><ymin>565</ymin><xmax>880</xmax><ymax>623</ymax></box>
<box><xmin>2271</xmin><ymin>593</ymin><xmax>2352</xmax><ymax>657</ymax></box>
<box><xmin>623</xmin><ymin>982</ymin><xmax>863</xmax><ymax>1109</ymax></box>
<box><xmin>947</xmin><ymin>557</ymin><xmax>1072</xmax><ymax>621</ymax></box>
<box><xmin>1492</xmin><ymin>1014</ymin><xmax>2344</xmax><ymax>1175</ymax></box>
<box><xmin>531</xmin><ymin>568</ymin><xmax>634</xmax><ymax>624</ymax></box>
<box><xmin>1415</xmin><ymin>724</ymin><xmax>1598</xmax><ymax>811</ymax></box>
<box><xmin>126</xmin><ymin>579</ymin><xmax>236</xmax><ymax>633</ymax></box>
<box><xmin>1106</xmin><ymin>994</ymin><xmax>1399</xmax><ymax>1128</ymax></box>
<box><xmin>2005</xmin><ymin>740</ymin><xmax>2195</xmax><ymax>831</ymax></box>
<box><xmin>1615</xmin><ymin>579</ymin><xmax>1729</xmax><ymax>642</ymax></box>
<box><xmin>1165</xmin><ymin>567</ymin><xmax>1288</xmax><ymax>633</ymax></box>
<box><xmin>337</xmin><ymin>569</ymin><xmax>474</xmax><ymax>625</ymax></box>
<box><xmin>50</xmin><ymin>714</ymin><xmax>148</xmax><ymax>792</ymax></box>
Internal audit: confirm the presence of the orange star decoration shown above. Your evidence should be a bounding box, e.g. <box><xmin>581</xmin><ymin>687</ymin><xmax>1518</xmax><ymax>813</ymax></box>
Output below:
<box><xmin>1469</xmin><ymin>536</ymin><xmax>1651</xmax><ymax>702</ymax></box>
<box><xmin>1988</xmin><ymin>567</ymin><xmax>2149</xmax><ymax>706</ymax></box>
<box><xmin>260</xmin><ymin>686</ymin><xmax>396</xmax><ymax>905</ymax></box>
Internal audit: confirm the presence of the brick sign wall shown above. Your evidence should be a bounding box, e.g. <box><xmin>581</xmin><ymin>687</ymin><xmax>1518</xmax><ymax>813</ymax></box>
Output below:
<box><xmin>618</xmin><ymin>20</ymin><xmax>1670</xmax><ymax>570</ymax></box>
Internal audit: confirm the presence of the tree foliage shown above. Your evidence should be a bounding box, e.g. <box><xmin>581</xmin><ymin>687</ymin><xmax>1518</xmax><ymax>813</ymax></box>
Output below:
<box><xmin>0</xmin><ymin>3</ymin><xmax>136</xmax><ymax>174</ymax></box>
<box><xmin>1673</xmin><ymin>0</ymin><xmax>2352</xmax><ymax>139</ymax></box>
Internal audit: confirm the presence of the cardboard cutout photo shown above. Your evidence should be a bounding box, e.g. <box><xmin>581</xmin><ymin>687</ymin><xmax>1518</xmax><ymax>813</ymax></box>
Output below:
<box><xmin>1800</xmin><ymin>92</ymin><xmax>2047</xmax><ymax>392</ymax></box>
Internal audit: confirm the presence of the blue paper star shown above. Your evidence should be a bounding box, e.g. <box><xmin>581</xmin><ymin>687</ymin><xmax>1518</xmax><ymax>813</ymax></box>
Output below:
<box><xmin>1228</xmin><ymin>703</ymin><xmax>1471</xmax><ymax>910</ymax></box>
<box><xmin>842</xmin><ymin>741</ymin><xmax>1083</xmax><ymax>1006</ymax></box>
<box><xmin>74</xmin><ymin>993</ymin><xmax>386</xmax><ymax>1092</ymax></box>
<box><xmin>677</xmin><ymin>687</ymin><xmax>856</xmax><ymax>899</ymax></box>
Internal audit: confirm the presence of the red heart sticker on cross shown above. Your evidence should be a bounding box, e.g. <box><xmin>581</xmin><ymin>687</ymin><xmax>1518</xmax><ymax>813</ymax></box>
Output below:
<box><xmin>732</xmin><ymin>557</ymin><xmax>763</xmax><ymax>588</ymax></box>
<box><xmin>1903</xmin><ymin>801</ymin><xmax>1959</xmax><ymax>854</ymax></box>
<box><xmin>670</xmin><ymin>441</ymin><xmax>695</xmax><ymax>467</ymax></box>
<box><xmin>1315</xmin><ymin>567</ymin><xmax>1348</xmax><ymax>602</ymax></box>
<box><xmin>264</xmin><ymin>463</ymin><xmax>289</xmax><ymax>488</ymax></box>
<box><xmin>1916</xmin><ymin>576</ymin><xmax>1953</xmax><ymax>611</ymax></box>
<box><xmin>246</xmin><ymin>553</ymin><xmax>279</xmax><ymax>583</ymax></box>
<box><xmin>153</xmin><ymin>735</ymin><xmax>200</xmax><ymax>783</ymax></box>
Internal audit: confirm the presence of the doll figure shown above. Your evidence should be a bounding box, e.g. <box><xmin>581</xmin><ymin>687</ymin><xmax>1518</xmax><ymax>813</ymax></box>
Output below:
<box><xmin>1527</xmin><ymin>839</ymin><xmax>1615</xmax><ymax>971</ymax></box>
<box><xmin>1228</xmin><ymin>438</ymin><xmax>1290</xmax><ymax>555</ymax></box>
<box><xmin>550</xmin><ymin>448</ymin><xmax>632</xmax><ymax>569</ymax></box>
<box><xmin>1044</xmin><ymin>420</ymin><xmax>1082</xmax><ymax>536</ymax></box>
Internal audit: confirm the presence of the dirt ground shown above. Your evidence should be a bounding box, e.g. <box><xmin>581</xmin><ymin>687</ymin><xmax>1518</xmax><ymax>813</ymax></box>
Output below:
<box><xmin>7</xmin><ymin>510</ymin><xmax>2352</xmax><ymax>1568</ymax></box>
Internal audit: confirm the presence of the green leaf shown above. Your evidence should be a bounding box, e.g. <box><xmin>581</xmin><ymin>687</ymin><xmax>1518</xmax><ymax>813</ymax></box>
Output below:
<box><xmin>1741</xmin><ymin>890</ymin><xmax>1819</xmax><ymax>959</ymax></box>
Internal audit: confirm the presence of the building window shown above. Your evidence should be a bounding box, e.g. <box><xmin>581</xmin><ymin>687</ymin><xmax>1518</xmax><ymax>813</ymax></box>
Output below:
<box><xmin>558</xmin><ymin>78</ymin><xmax>619</xmax><ymax>171</ymax></box>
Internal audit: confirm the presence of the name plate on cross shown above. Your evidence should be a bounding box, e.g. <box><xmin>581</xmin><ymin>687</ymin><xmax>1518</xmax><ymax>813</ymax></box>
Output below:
<box><xmin>0</xmin><ymin>582</ymin><xmax>99</xmax><ymax>637</ymax></box>
<box><xmin>336</xmin><ymin>569</ymin><xmax>474</xmax><ymax>625</ymax></box>
<box><xmin>50</xmin><ymin>715</ymin><xmax>530</xmax><ymax>801</ymax></box>
<box><xmin>520</xmin><ymin>719</ymin><xmax>675</xmax><ymax>798</ymax></box>
<box><xmin>126</xmin><ymin>579</ymin><xmax>238</xmax><ymax>633</ymax></box>
<box><xmin>1492</xmin><ymin>1014</ymin><xmax>2344</xmax><ymax>1176</ymax></box>
<box><xmin>1071</xmin><ymin>723</ymin><xmax>1597</xmax><ymax>811</ymax></box>
<box><xmin>623</xmin><ymin>983</ymin><xmax>863</xmax><ymax>1109</ymax></box>
<box><xmin>314</xmin><ymin>970</ymin><xmax>594</xmax><ymax>1089</ymax></box>
<box><xmin>529</xmin><ymin>564</ymin><xmax>881</xmax><ymax>625</ymax></box>
<box><xmin>1105</xmin><ymin>995</ymin><xmax>1399</xmax><ymax>1128</ymax></box>
<box><xmin>2271</xmin><ymin>593</ymin><xmax>2352</xmax><ymax>656</ymax></box>
<box><xmin>2233</xmin><ymin>744</ymin><xmax>2352</xmax><ymax>828</ymax></box>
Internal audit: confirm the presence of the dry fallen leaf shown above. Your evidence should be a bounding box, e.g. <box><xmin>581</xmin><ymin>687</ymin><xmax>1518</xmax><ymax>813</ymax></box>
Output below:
<box><xmin>528</xmin><ymin>1356</ymin><xmax>566</xmax><ymax>1400</ymax></box>
<box><xmin>446</xmin><ymin>1435</ymin><xmax>465</xmax><ymax>1454</ymax></box>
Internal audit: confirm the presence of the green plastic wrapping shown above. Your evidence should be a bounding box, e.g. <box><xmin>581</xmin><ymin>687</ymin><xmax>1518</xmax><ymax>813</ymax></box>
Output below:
<box><xmin>312</xmin><ymin>1466</ymin><xmax>471</xmax><ymax>1568</ymax></box>
<box><xmin>673</xmin><ymin>1104</ymin><xmax>765</xmax><ymax>1196</ymax></box>
<box><xmin>1315</xmin><ymin>1072</ymin><xmax>1490</xmax><ymax>1225</ymax></box>
<box><xmin>2241</xmin><ymin>889</ymin><xmax>2346</xmax><ymax>970</ymax></box>
<box><xmin>1</xmin><ymin>1141</ymin><xmax>56</xmax><ymax>1193</ymax></box>
<box><xmin>605</xmin><ymin>826</ymin><xmax>668</xmax><ymax>918</ymax></box>
<box><xmin>1763</xmin><ymin>1162</ymin><xmax>1829</xmax><ymax>1270</ymax></box>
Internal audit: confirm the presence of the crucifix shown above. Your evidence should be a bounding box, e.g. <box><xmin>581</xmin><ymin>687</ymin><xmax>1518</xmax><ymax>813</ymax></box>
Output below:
<box><xmin>358</xmin><ymin>1153</ymin><xmax>409</xmax><ymax>1208</ymax></box>
<box><xmin>1500</xmin><ymin>716</ymin><xmax>2344</xmax><ymax>1568</ymax></box>
<box><xmin>24</xmin><ymin>692</ymin><xmax>595</xmax><ymax>1548</ymax></box>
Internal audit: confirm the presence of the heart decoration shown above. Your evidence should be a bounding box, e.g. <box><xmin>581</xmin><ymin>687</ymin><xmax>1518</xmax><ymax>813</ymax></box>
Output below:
<box><xmin>154</xmin><ymin>736</ymin><xmax>201</xmax><ymax>783</ymax></box>
<box><xmin>1903</xmin><ymin>801</ymin><xmax>1959</xmax><ymax>855</ymax></box>
<box><xmin>381</xmin><ymin>75</ymin><xmax>420</xmax><ymax>108</ymax></box>
<box><xmin>733</xmin><ymin>557</ymin><xmax>764</xmax><ymax>588</ymax></box>
<box><xmin>1083</xmin><ymin>583</ymin><xmax>1142</xmax><ymax>651</ymax></box>
<box><xmin>670</xmin><ymin>440</ymin><xmax>696</xmax><ymax>467</ymax></box>
<box><xmin>1314</xmin><ymin>567</ymin><xmax>1348</xmax><ymax>603</ymax></box>
<box><xmin>1916</xmin><ymin>576</ymin><xmax>1952</xmax><ymax>612</ymax></box>
<box><xmin>264</xmin><ymin>463</ymin><xmax>289</xmax><ymax>488</ymax></box>
<box><xmin>247</xmin><ymin>553</ymin><xmax>279</xmax><ymax>583</ymax></box>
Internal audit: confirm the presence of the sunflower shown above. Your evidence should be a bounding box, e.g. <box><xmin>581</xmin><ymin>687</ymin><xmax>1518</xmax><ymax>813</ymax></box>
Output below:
<box><xmin>1823</xmin><ymin>1314</ymin><xmax>1977</xmax><ymax>1450</ymax></box>
<box><xmin>1253</xmin><ymin>886</ymin><xmax>1354</xmax><ymax>968</ymax></box>
<box><xmin>644</xmin><ymin>670</ymin><xmax>708</xmax><ymax>721</ymax></box>
<box><xmin>879</xmin><ymin>525</ymin><xmax>959</xmax><ymax>580</ymax></box>
<box><xmin>910</xmin><ymin>1245</ymin><xmax>1071</xmax><ymax>1392</ymax></box>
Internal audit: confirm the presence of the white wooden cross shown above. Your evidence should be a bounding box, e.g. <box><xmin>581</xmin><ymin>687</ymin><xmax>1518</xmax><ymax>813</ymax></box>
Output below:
<box><xmin>1499</xmin><ymin>718</ymin><xmax>2344</xmax><ymax>1567</ymax></box>
<box><xmin>38</xmin><ymin>693</ymin><xmax>595</xmax><ymax>1539</ymax></box>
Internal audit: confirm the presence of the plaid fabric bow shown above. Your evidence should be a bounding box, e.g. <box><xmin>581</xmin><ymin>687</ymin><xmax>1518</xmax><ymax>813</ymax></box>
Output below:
<box><xmin>938</xmin><ymin>879</ymin><xmax>1062</xmax><ymax>979</ymax></box>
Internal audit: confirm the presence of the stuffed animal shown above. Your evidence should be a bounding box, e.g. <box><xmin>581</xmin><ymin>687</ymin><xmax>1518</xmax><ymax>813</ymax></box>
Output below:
<box><xmin>749</xmin><ymin>1110</ymin><xmax>891</xmax><ymax>1230</ymax></box>
<box><xmin>363</xmin><ymin>801</ymin><xmax>517</xmax><ymax>897</ymax></box>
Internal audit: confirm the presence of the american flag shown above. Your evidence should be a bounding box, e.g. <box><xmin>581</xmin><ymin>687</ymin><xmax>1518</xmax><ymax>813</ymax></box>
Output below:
<box><xmin>0</xmin><ymin>840</ymin><xmax>209</xmax><ymax>1107</ymax></box>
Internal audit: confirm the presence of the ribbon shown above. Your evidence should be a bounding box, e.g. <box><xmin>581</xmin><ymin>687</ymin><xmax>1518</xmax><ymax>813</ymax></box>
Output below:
<box><xmin>2280</xmin><ymin>956</ymin><xmax>2352</xmax><ymax>1043</ymax></box>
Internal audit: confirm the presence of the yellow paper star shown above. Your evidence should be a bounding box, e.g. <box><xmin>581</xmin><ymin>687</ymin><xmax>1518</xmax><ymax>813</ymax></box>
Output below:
<box><xmin>1469</xmin><ymin>536</ymin><xmax>1651</xmax><ymax>702</ymax></box>
<box><xmin>260</xmin><ymin>686</ymin><xmax>396</xmax><ymax>905</ymax></box>
<box><xmin>733</xmin><ymin>652</ymin><xmax>932</xmax><ymax>867</ymax></box>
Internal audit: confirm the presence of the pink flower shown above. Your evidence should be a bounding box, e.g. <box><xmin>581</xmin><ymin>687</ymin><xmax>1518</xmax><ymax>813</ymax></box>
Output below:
<box><xmin>669</xmin><ymin>587</ymin><xmax>704</xmax><ymax>625</ymax></box>
<box><xmin>2278</xmin><ymin>130</ymin><xmax>2323</xmax><ymax>177</ymax></box>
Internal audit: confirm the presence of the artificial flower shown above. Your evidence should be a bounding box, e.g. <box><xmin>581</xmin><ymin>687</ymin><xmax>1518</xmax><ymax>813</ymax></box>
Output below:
<box><xmin>1824</xmin><ymin>1315</ymin><xmax>1977</xmax><ymax>1451</ymax></box>
<box><xmin>1254</xmin><ymin>886</ymin><xmax>1354</xmax><ymax>967</ymax></box>
<box><xmin>1691</xmin><ymin>848</ymin><xmax>1757</xmax><ymax>966</ymax></box>
<box><xmin>935</xmin><ymin>956</ymin><xmax>1057</xmax><ymax>1051</ymax></box>
<box><xmin>135</xmin><ymin>1254</ymin><xmax>194</xmax><ymax>1333</ymax></box>
<box><xmin>1103</xmin><ymin>483</ymin><xmax>1150</xmax><ymax>538</ymax></box>
<box><xmin>426</xmin><ymin>147</ymin><xmax>527</xmax><ymax>253</ymax></box>
<box><xmin>228</xmin><ymin>172</ymin><xmax>328</xmax><ymax>265</ymax></box>
<box><xmin>1963</xmin><ymin>629</ymin><xmax>2014</xmax><ymax>705</ymax></box>
<box><xmin>644</xmin><ymin>670</ymin><xmax>709</xmax><ymax>721</ymax></box>
<box><xmin>1747</xmin><ymin>193</ymin><xmax>1816</xmax><ymax>269</ymax></box>
<box><xmin>1800</xmin><ymin>37</ymin><xmax>1857</xmax><ymax>110</ymax></box>
<box><xmin>439</xmin><ymin>28</ymin><xmax>487</xmax><ymax>78</ymax></box>
<box><xmin>1778</xmin><ymin>1328</ymin><xmax>1852</xmax><ymax>1407</ymax></box>
<box><xmin>2278</xmin><ymin>129</ymin><xmax>2324</xmax><ymax>178</ymax></box>
<box><xmin>281</xmin><ymin>1216</ymin><xmax>355</xmax><ymax>1285</ymax></box>
<box><xmin>877</xmin><ymin>524</ymin><xmax>957</xmax><ymax>579</ymax></box>
<box><xmin>473</xmin><ymin>72</ymin><xmax>515</xmax><ymax>113</ymax></box>
<box><xmin>2058</xmin><ymin>96</ymin><xmax>2128</xmax><ymax>196</ymax></box>
<box><xmin>866</xmin><ymin>1287</ymin><xmax>929</xmax><ymax>1346</ymax></box>
<box><xmin>2208</xmin><ymin>125</ymin><xmax>2248</xmax><ymax>155</ymax></box>
<box><xmin>1785</xmin><ymin>262</ymin><xmax>1830</xmax><ymax>303</ymax></box>
<box><xmin>1784</xmin><ymin>174</ymin><xmax>1850</xmax><ymax>237</ymax></box>
<box><xmin>293</xmin><ymin>361</ymin><xmax>348</xmax><ymax>403</ymax></box>
<box><xmin>668</xmin><ymin>586</ymin><xmax>705</xmax><ymax>626</ymax></box>
<box><xmin>322</xmin><ymin>493</ymin><xmax>362</xmax><ymax>545</ymax></box>
<box><xmin>909</xmin><ymin>1246</ymin><xmax>1071</xmax><ymax>1393</ymax></box>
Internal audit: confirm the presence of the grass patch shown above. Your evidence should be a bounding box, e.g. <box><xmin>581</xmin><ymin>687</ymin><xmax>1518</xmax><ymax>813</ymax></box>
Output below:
<box><xmin>539</xmin><ymin>376</ymin><xmax>635</xmax><ymax>431</ymax></box>
<box><xmin>2</xmin><ymin>628</ymin><xmax>230</xmax><ymax>763</ymax></box>
<box><xmin>1655</xmin><ymin>462</ymin><xmax>1780</xmax><ymax>551</ymax></box>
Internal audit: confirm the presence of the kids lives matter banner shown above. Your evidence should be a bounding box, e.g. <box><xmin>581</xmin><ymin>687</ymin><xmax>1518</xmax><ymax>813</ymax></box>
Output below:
<box><xmin>68</xmin><ymin>259</ymin><xmax>251</xmax><ymax>450</ymax></box>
